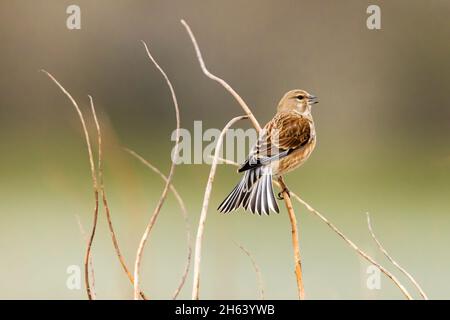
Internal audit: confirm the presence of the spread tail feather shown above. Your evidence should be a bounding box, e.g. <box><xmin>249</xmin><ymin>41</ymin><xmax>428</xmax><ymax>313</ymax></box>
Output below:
<box><xmin>218</xmin><ymin>167</ymin><xmax>279</xmax><ymax>215</ymax></box>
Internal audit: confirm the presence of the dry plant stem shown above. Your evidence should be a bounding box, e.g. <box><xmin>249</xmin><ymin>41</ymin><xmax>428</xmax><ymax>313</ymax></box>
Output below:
<box><xmin>235</xmin><ymin>242</ymin><xmax>265</xmax><ymax>300</ymax></box>
<box><xmin>42</xmin><ymin>70</ymin><xmax>98</xmax><ymax>300</ymax></box>
<box><xmin>192</xmin><ymin>115</ymin><xmax>248</xmax><ymax>300</ymax></box>
<box><xmin>278</xmin><ymin>177</ymin><xmax>305</xmax><ymax>300</ymax></box>
<box><xmin>88</xmin><ymin>96</ymin><xmax>102</xmax><ymax>187</ymax></box>
<box><xmin>133</xmin><ymin>40</ymin><xmax>182</xmax><ymax>300</ymax></box>
<box><xmin>215</xmin><ymin>156</ymin><xmax>413</xmax><ymax>300</ymax></box>
<box><xmin>102</xmin><ymin>192</ymin><xmax>147</xmax><ymax>300</ymax></box>
<box><xmin>366</xmin><ymin>213</ymin><xmax>428</xmax><ymax>300</ymax></box>
<box><xmin>285</xmin><ymin>190</ymin><xmax>412</xmax><ymax>300</ymax></box>
<box><xmin>124</xmin><ymin>148</ymin><xmax>192</xmax><ymax>300</ymax></box>
<box><xmin>181</xmin><ymin>19</ymin><xmax>304</xmax><ymax>300</ymax></box>
<box><xmin>181</xmin><ymin>20</ymin><xmax>261</xmax><ymax>131</ymax></box>
<box><xmin>75</xmin><ymin>215</ymin><xmax>96</xmax><ymax>299</ymax></box>
<box><xmin>88</xmin><ymin>97</ymin><xmax>148</xmax><ymax>300</ymax></box>
<box><xmin>84</xmin><ymin>191</ymin><xmax>99</xmax><ymax>300</ymax></box>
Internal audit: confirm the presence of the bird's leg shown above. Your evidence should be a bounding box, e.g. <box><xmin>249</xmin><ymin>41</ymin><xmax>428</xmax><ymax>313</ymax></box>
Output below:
<box><xmin>277</xmin><ymin>176</ymin><xmax>291</xmax><ymax>200</ymax></box>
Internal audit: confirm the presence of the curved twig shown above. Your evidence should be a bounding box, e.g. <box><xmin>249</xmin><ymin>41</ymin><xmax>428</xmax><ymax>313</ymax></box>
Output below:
<box><xmin>214</xmin><ymin>156</ymin><xmax>413</xmax><ymax>300</ymax></box>
<box><xmin>192</xmin><ymin>115</ymin><xmax>247</xmax><ymax>300</ymax></box>
<box><xmin>42</xmin><ymin>70</ymin><xmax>98</xmax><ymax>300</ymax></box>
<box><xmin>287</xmin><ymin>191</ymin><xmax>412</xmax><ymax>299</ymax></box>
<box><xmin>133</xmin><ymin>40</ymin><xmax>182</xmax><ymax>300</ymax></box>
<box><xmin>181</xmin><ymin>20</ymin><xmax>305</xmax><ymax>299</ymax></box>
<box><xmin>366</xmin><ymin>213</ymin><xmax>428</xmax><ymax>299</ymax></box>
<box><xmin>180</xmin><ymin>20</ymin><xmax>261</xmax><ymax>131</ymax></box>
<box><xmin>235</xmin><ymin>242</ymin><xmax>265</xmax><ymax>300</ymax></box>
<box><xmin>88</xmin><ymin>96</ymin><xmax>147</xmax><ymax>300</ymax></box>
<box><xmin>88</xmin><ymin>96</ymin><xmax>102</xmax><ymax>188</ymax></box>
<box><xmin>75</xmin><ymin>214</ymin><xmax>96</xmax><ymax>299</ymax></box>
<box><xmin>124</xmin><ymin>148</ymin><xmax>192</xmax><ymax>300</ymax></box>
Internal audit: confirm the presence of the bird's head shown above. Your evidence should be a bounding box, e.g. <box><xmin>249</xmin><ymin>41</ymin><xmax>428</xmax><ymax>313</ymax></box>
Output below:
<box><xmin>277</xmin><ymin>89</ymin><xmax>318</xmax><ymax>114</ymax></box>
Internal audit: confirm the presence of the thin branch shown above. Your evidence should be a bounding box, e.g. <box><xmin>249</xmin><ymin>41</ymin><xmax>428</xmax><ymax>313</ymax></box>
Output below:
<box><xmin>366</xmin><ymin>213</ymin><xmax>428</xmax><ymax>300</ymax></box>
<box><xmin>214</xmin><ymin>156</ymin><xmax>414</xmax><ymax>300</ymax></box>
<box><xmin>280</xmin><ymin>188</ymin><xmax>412</xmax><ymax>299</ymax></box>
<box><xmin>133</xmin><ymin>40</ymin><xmax>182</xmax><ymax>300</ymax></box>
<box><xmin>181</xmin><ymin>20</ymin><xmax>304</xmax><ymax>299</ymax></box>
<box><xmin>88</xmin><ymin>96</ymin><xmax>147</xmax><ymax>300</ymax></box>
<box><xmin>42</xmin><ymin>70</ymin><xmax>98</xmax><ymax>300</ymax></box>
<box><xmin>88</xmin><ymin>96</ymin><xmax>102</xmax><ymax>187</ymax></box>
<box><xmin>41</xmin><ymin>70</ymin><xmax>97</xmax><ymax>187</ymax></box>
<box><xmin>124</xmin><ymin>148</ymin><xmax>192</xmax><ymax>300</ymax></box>
<box><xmin>278</xmin><ymin>177</ymin><xmax>305</xmax><ymax>299</ymax></box>
<box><xmin>180</xmin><ymin>20</ymin><xmax>261</xmax><ymax>131</ymax></box>
<box><xmin>75</xmin><ymin>215</ymin><xmax>96</xmax><ymax>299</ymax></box>
<box><xmin>235</xmin><ymin>242</ymin><xmax>265</xmax><ymax>300</ymax></box>
<box><xmin>192</xmin><ymin>115</ymin><xmax>247</xmax><ymax>300</ymax></box>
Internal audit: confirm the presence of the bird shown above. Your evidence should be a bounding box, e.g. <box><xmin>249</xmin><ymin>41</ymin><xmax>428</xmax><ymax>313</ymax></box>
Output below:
<box><xmin>218</xmin><ymin>89</ymin><xmax>318</xmax><ymax>215</ymax></box>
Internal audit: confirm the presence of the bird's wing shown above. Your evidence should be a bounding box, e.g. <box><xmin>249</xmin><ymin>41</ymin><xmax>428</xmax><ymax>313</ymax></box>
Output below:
<box><xmin>238</xmin><ymin>112</ymin><xmax>311</xmax><ymax>172</ymax></box>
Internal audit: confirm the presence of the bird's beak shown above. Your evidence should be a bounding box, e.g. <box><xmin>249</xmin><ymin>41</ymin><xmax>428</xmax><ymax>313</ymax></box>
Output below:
<box><xmin>308</xmin><ymin>95</ymin><xmax>319</xmax><ymax>104</ymax></box>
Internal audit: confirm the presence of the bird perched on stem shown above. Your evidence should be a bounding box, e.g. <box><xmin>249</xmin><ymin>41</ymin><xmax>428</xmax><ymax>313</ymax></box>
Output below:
<box><xmin>218</xmin><ymin>89</ymin><xmax>318</xmax><ymax>215</ymax></box>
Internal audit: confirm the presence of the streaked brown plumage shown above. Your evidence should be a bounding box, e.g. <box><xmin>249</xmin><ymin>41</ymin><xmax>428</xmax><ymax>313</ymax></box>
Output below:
<box><xmin>218</xmin><ymin>89</ymin><xmax>318</xmax><ymax>215</ymax></box>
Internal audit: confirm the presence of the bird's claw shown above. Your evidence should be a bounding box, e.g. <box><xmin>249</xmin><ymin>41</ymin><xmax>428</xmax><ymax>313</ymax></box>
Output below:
<box><xmin>277</xmin><ymin>188</ymin><xmax>290</xmax><ymax>200</ymax></box>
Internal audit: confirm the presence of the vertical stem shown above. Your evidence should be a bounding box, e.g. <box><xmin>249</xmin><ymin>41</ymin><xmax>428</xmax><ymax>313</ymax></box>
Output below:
<box><xmin>192</xmin><ymin>116</ymin><xmax>247</xmax><ymax>300</ymax></box>
<box><xmin>42</xmin><ymin>71</ymin><xmax>98</xmax><ymax>300</ymax></box>
<box><xmin>279</xmin><ymin>177</ymin><xmax>305</xmax><ymax>300</ymax></box>
<box><xmin>133</xmin><ymin>40</ymin><xmax>181</xmax><ymax>300</ymax></box>
<box><xmin>84</xmin><ymin>190</ymin><xmax>99</xmax><ymax>300</ymax></box>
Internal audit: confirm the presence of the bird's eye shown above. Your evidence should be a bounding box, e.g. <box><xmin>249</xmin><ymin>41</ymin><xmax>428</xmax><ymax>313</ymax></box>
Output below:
<box><xmin>296</xmin><ymin>95</ymin><xmax>304</xmax><ymax>100</ymax></box>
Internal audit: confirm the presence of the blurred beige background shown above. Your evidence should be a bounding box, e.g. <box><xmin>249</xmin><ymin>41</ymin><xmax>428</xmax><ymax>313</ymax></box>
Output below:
<box><xmin>0</xmin><ymin>0</ymin><xmax>449</xmax><ymax>299</ymax></box>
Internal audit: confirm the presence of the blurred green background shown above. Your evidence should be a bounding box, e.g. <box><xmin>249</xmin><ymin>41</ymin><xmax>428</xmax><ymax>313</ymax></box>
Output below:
<box><xmin>0</xmin><ymin>0</ymin><xmax>449</xmax><ymax>299</ymax></box>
